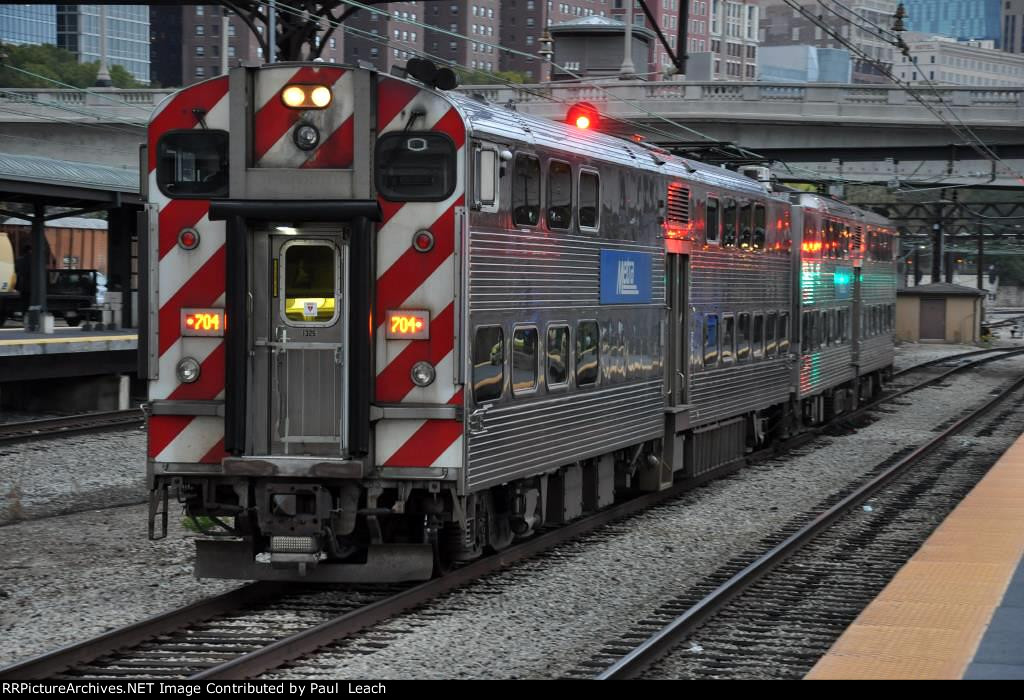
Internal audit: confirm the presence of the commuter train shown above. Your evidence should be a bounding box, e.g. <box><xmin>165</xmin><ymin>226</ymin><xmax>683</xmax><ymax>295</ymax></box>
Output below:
<box><xmin>143</xmin><ymin>61</ymin><xmax>897</xmax><ymax>582</ymax></box>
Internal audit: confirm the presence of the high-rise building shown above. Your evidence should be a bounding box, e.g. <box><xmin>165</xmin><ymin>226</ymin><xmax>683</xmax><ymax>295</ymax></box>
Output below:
<box><xmin>0</xmin><ymin>4</ymin><xmax>56</xmax><ymax>46</ymax></box>
<box><xmin>500</xmin><ymin>0</ymin><xmax>612</xmax><ymax>81</ymax></box>
<box><xmin>903</xmin><ymin>0</ymin><xmax>1001</xmax><ymax>42</ymax></box>
<box><xmin>344</xmin><ymin>1</ymin><xmax>422</xmax><ymax>74</ymax></box>
<box><xmin>1004</xmin><ymin>0</ymin><xmax>1024</xmax><ymax>52</ymax></box>
<box><xmin>150</xmin><ymin>4</ymin><xmax>343</xmax><ymax>89</ymax></box>
<box><xmin>57</xmin><ymin>4</ymin><xmax>150</xmax><ymax>83</ymax></box>
<box><xmin>423</xmin><ymin>1</ymin><xmax>502</xmax><ymax>77</ymax></box>
<box><xmin>894</xmin><ymin>32</ymin><xmax>1024</xmax><ymax>85</ymax></box>
<box><xmin>610</xmin><ymin>0</ymin><xmax>685</xmax><ymax>79</ymax></box>
<box><xmin>759</xmin><ymin>0</ymin><xmax>897</xmax><ymax>83</ymax></box>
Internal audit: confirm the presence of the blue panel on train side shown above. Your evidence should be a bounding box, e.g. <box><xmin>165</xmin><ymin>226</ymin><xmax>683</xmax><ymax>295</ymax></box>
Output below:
<box><xmin>599</xmin><ymin>249</ymin><xmax>652</xmax><ymax>304</ymax></box>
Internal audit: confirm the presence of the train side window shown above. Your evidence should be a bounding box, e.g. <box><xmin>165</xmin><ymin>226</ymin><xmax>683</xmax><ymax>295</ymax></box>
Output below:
<box><xmin>819</xmin><ymin>311</ymin><xmax>827</xmax><ymax>348</ymax></box>
<box><xmin>721</xmin><ymin>315</ymin><xmax>735</xmax><ymax>364</ymax></box>
<box><xmin>765</xmin><ymin>312</ymin><xmax>777</xmax><ymax>357</ymax></box>
<box><xmin>375</xmin><ymin>131</ymin><xmax>457</xmax><ymax>201</ymax></box>
<box><xmin>156</xmin><ymin>129</ymin><xmax>229</xmax><ymax>198</ymax></box>
<box><xmin>722</xmin><ymin>200</ymin><xmax>737</xmax><ymax>247</ymax></box>
<box><xmin>753</xmin><ymin>313</ymin><xmax>764</xmax><ymax>359</ymax></box>
<box><xmin>579</xmin><ymin>170</ymin><xmax>600</xmax><ymax>230</ymax></box>
<box><xmin>840</xmin><ymin>226</ymin><xmax>850</xmax><ymax>259</ymax></box>
<box><xmin>512</xmin><ymin>154</ymin><xmax>541</xmax><ymax>226</ymax></box>
<box><xmin>512</xmin><ymin>326</ymin><xmax>539</xmax><ymax>395</ymax></box>
<box><xmin>546</xmin><ymin>325</ymin><xmax>570</xmax><ymax>388</ymax></box>
<box><xmin>801</xmin><ymin>313</ymin><xmax>811</xmax><ymax>353</ymax></box>
<box><xmin>778</xmin><ymin>313</ymin><xmax>790</xmax><ymax>355</ymax></box>
<box><xmin>473</xmin><ymin>145</ymin><xmax>498</xmax><ymax>211</ymax></box>
<box><xmin>803</xmin><ymin>219</ymin><xmax>819</xmax><ymax>255</ymax></box>
<box><xmin>472</xmin><ymin>326</ymin><xmax>505</xmax><ymax>404</ymax></box>
<box><xmin>575</xmin><ymin>320</ymin><xmax>599</xmax><ymax>386</ymax></box>
<box><xmin>824</xmin><ymin>221</ymin><xmax>835</xmax><ymax>259</ymax></box>
<box><xmin>753</xmin><ymin>204</ymin><xmax>766</xmax><ymax>251</ymax></box>
<box><xmin>706</xmin><ymin>197</ymin><xmax>720</xmax><ymax>243</ymax></box>
<box><xmin>737</xmin><ymin>312</ymin><xmax>751</xmax><ymax>360</ymax></box>
<box><xmin>547</xmin><ymin>160</ymin><xmax>572</xmax><ymax>230</ymax></box>
<box><xmin>739</xmin><ymin>203</ymin><xmax>752</xmax><ymax>250</ymax></box>
<box><xmin>782</xmin><ymin>311</ymin><xmax>790</xmax><ymax>356</ymax></box>
<box><xmin>704</xmin><ymin>314</ymin><xmax>719</xmax><ymax>367</ymax></box>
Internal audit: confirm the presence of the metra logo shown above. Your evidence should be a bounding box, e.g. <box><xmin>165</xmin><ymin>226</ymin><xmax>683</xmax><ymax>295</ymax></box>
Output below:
<box><xmin>616</xmin><ymin>259</ymin><xmax>639</xmax><ymax>296</ymax></box>
<box><xmin>600</xmin><ymin>249</ymin><xmax>651</xmax><ymax>304</ymax></box>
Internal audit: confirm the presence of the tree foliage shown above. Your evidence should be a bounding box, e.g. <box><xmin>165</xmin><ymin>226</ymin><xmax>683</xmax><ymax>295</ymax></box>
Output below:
<box><xmin>455</xmin><ymin>68</ymin><xmax>530</xmax><ymax>85</ymax></box>
<box><xmin>0</xmin><ymin>43</ymin><xmax>144</xmax><ymax>88</ymax></box>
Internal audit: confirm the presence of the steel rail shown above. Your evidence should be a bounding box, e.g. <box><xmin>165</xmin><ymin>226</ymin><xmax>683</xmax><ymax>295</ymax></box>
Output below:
<box><xmin>0</xmin><ymin>409</ymin><xmax>144</xmax><ymax>445</ymax></box>
<box><xmin>595</xmin><ymin>372</ymin><xmax>1024</xmax><ymax>679</ymax></box>
<box><xmin>892</xmin><ymin>346</ymin><xmax>1020</xmax><ymax>379</ymax></box>
<box><xmin>6</xmin><ymin>349</ymin><xmax>1022</xmax><ymax>680</ymax></box>
<box><xmin>0</xmin><ymin>583</ymin><xmax>286</xmax><ymax>679</ymax></box>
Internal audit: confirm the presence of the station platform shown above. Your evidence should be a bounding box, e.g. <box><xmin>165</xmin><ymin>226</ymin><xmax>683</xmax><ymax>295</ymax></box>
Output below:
<box><xmin>807</xmin><ymin>433</ymin><xmax>1024</xmax><ymax>680</ymax></box>
<box><xmin>0</xmin><ymin>327</ymin><xmax>137</xmax><ymax>381</ymax></box>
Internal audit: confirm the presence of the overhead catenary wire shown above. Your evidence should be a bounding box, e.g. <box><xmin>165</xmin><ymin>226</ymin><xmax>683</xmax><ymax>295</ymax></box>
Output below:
<box><xmin>0</xmin><ymin>88</ymin><xmax>147</xmax><ymax>127</ymax></box>
<box><xmin>260</xmin><ymin>0</ymin><xmax>852</xmax><ymax>184</ymax></box>
<box><xmin>0</xmin><ymin>63</ymin><xmax>152</xmax><ymax>112</ymax></box>
<box><xmin>783</xmin><ymin>0</ymin><xmax>1024</xmax><ymax>182</ymax></box>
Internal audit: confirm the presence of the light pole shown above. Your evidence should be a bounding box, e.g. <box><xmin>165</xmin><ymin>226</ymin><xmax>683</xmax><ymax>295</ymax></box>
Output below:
<box><xmin>620</xmin><ymin>1</ymin><xmax>635</xmax><ymax>78</ymax></box>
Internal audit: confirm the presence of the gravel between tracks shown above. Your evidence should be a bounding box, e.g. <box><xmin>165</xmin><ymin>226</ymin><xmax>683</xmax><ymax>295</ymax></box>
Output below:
<box><xmin>264</xmin><ymin>353</ymin><xmax>1024</xmax><ymax>680</ymax></box>
<box><xmin>0</xmin><ymin>429</ymin><xmax>146</xmax><ymax>526</ymax></box>
<box><xmin>0</xmin><ymin>342</ymin><xmax>1016</xmax><ymax>676</ymax></box>
<box><xmin>0</xmin><ymin>504</ymin><xmax>238</xmax><ymax>667</ymax></box>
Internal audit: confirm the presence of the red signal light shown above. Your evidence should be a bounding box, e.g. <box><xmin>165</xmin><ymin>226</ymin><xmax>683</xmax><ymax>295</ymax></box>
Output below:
<box><xmin>566</xmin><ymin>102</ymin><xmax>599</xmax><ymax>131</ymax></box>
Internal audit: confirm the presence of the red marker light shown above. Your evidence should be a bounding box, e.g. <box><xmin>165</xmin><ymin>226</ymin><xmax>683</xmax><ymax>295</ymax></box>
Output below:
<box><xmin>566</xmin><ymin>101</ymin><xmax>600</xmax><ymax>131</ymax></box>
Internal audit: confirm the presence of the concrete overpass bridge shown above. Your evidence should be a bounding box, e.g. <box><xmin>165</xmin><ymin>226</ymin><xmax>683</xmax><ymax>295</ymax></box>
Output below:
<box><xmin>1</xmin><ymin>81</ymin><xmax>1022</xmax><ymax>186</ymax></box>
<box><xmin>468</xmin><ymin>81</ymin><xmax>1024</xmax><ymax>188</ymax></box>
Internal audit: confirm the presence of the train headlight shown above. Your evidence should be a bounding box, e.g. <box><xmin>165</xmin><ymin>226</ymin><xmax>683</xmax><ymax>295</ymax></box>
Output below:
<box><xmin>293</xmin><ymin>123</ymin><xmax>320</xmax><ymax>151</ymax></box>
<box><xmin>280</xmin><ymin>84</ymin><xmax>333</xmax><ymax>109</ymax></box>
<box><xmin>282</xmin><ymin>85</ymin><xmax>306</xmax><ymax>108</ymax></box>
<box><xmin>410</xmin><ymin>361</ymin><xmax>436</xmax><ymax>387</ymax></box>
<box><xmin>176</xmin><ymin>357</ymin><xmax>201</xmax><ymax>384</ymax></box>
<box><xmin>310</xmin><ymin>86</ymin><xmax>332</xmax><ymax>108</ymax></box>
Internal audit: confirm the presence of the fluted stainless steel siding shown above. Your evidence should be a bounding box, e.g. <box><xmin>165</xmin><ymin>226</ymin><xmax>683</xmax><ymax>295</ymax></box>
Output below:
<box><xmin>688</xmin><ymin>248</ymin><xmax>793</xmax><ymax>426</ymax></box>
<box><xmin>690</xmin><ymin>360</ymin><xmax>792</xmax><ymax>424</ymax></box>
<box><xmin>856</xmin><ymin>260</ymin><xmax>896</xmax><ymax>374</ymax></box>
<box><xmin>467</xmin><ymin>380</ymin><xmax>664</xmax><ymax>490</ymax></box>
<box><xmin>465</xmin><ymin>214</ymin><xmax>666</xmax><ymax>490</ymax></box>
<box><xmin>469</xmin><ymin>228</ymin><xmax>665</xmax><ymax>311</ymax></box>
<box><xmin>859</xmin><ymin>335</ymin><xmax>894</xmax><ymax>374</ymax></box>
<box><xmin>799</xmin><ymin>345</ymin><xmax>856</xmax><ymax>396</ymax></box>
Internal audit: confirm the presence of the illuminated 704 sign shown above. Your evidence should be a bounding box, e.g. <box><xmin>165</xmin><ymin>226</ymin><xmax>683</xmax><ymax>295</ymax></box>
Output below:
<box><xmin>385</xmin><ymin>309</ymin><xmax>430</xmax><ymax>340</ymax></box>
<box><xmin>181</xmin><ymin>308</ymin><xmax>226</xmax><ymax>336</ymax></box>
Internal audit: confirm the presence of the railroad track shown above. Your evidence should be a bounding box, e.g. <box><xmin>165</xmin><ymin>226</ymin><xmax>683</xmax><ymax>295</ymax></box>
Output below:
<box><xmin>585</xmin><ymin>366</ymin><xmax>1024</xmax><ymax>679</ymax></box>
<box><xmin>0</xmin><ymin>409</ymin><xmax>144</xmax><ymax>445</ymax></box>
<box><xmin>3</xmin><ymin>349</ymin><xmax>1020</xmax><ymax>680</ymax></box>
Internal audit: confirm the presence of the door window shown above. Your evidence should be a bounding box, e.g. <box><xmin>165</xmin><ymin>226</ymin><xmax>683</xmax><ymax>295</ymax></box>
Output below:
<box><xmin>282</xmin><ymin>242</ymin><xmax>338</xmax><ymax>324</ymax></box>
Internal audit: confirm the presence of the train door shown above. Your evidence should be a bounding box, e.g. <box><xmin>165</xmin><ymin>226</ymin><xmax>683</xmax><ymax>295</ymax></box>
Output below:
<box><xmin>664</xmin><ymin>252</ymin><xmax>690</xmax><ymax>475</ymax></box>
<box><xmin>265</xmin><ymin>229</ymin><xmax>348</xmax><ymax>455</ymax></box>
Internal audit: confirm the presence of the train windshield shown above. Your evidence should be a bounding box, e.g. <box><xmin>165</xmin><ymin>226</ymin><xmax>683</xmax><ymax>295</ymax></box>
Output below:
<box><xmin>156</xmin><ymin>130</ymin><xmax>229</xmax><ymax>198</ymax></box>
<box><xmin>375</xmin><ymin>132</ymin><xmax>456</xmax><ymax>202</ymax></box>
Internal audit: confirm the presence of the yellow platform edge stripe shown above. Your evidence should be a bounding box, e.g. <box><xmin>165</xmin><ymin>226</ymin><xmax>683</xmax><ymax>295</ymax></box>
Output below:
<box><xmin>0</xmin><ymin>334</ymin><xmax>138</xmax><ymax>346</ymax></box>
<box><xmin>806</xmin><ymin>432</ymin><xmax>1024</xmax><ymax>680</ymax></box>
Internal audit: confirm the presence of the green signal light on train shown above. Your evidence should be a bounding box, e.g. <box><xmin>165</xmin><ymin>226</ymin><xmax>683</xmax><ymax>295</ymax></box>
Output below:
<box><xmin>833</xmin><ymin>270</ymin><xmax>852</xmax><ymax>286</ymax></box>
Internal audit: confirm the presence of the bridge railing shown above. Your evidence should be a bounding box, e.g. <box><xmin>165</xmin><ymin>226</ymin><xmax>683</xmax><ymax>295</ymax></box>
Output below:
<box><xmin>0</xmin><ymin>88</ymin><xmax>177</xmax><ymax>122</ymax></box>
<box><xmin>460</xmin><ymin>80</ymin><xmax>1024</xmax><ymax>122</ymax></box>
